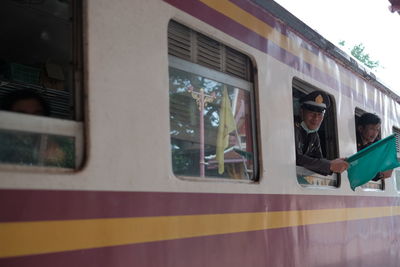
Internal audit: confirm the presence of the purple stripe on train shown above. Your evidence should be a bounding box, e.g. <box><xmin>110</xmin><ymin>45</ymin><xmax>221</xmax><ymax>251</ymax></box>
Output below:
<box><xmin>1</xmin><ymin>189</ymin><xmax>399</xmax><ymax>222</ymax></box>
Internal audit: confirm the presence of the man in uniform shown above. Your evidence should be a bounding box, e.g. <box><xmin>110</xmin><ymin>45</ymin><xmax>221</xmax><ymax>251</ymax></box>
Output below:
<box><xmin>295</xmin><ymin>90</ymin><xmax>348</xmax><ymax>175</ymax></box>
<box><xmin>356</xmin><ymin>112</ymin><xmax>392</xmax><ymax>181</ymax></box>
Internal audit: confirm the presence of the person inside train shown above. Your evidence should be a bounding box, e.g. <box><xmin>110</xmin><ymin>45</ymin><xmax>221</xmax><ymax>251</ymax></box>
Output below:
<box><xmin>0</xmin><ymin>89</ymin><xmax>50</xmax><ymax>116</ymax></box>
<box><xmin>294</xmin><ymin>90</ymin><xmax>349</xmax><ymax>175</ymax></box>
<box><xmin>0</xmin><ymin>89</ymin><xmax>65</xmax><ymax>166</ymax></box>
<box><xmin>356</xmin><ymin>112</ymin><xmax>392</xmax><ymax>181</ymax></box>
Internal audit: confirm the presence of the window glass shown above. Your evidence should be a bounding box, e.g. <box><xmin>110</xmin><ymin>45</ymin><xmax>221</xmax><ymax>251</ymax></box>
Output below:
<box><xmin>393</xmin><ymin>127</ymin><xmax>400</xmax><ymax>191</ymax></box>
<box><xmin>396</xmin><ymin>170</ymin><xmax>400</xmax><ymax>192</ymax></box>
<box><xmin>168</xmin><ymin>21</ymin><xmax>257</xmax><ymax>180</ymax></box>
<box><xmin>0</xmin><ymin>129</ymin><xmax>74</xmax><ymax>168</ymax></box>
<box><xmin>169</xmin><ymin>66</ymin><xmax>255</xmax><ymax>179</ymax></box>
<box><xmin>292</xmin><ymin>80</ymin><xmax>339</xmax><ymax>187</ymax></box>
<box><xmin>393</xmin><ymin>127</ymin><xmax>400</xmax><ymax>158</ymax></box>
<box><xmin>0</xmin><ymin>0</ymin><xmax>83</xmax><ymax>169</ymax></box>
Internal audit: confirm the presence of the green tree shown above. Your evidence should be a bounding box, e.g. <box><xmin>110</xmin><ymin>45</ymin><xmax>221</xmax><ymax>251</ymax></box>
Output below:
<box><xmin>339</xmin><ymin>41</ymin><xmax>380</xmax><ymax>69</ymax></box>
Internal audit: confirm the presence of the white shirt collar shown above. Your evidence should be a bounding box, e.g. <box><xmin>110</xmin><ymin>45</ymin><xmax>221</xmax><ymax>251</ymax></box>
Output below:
<box><xmin>301</xmin><ymin>121</ymin><xmax>319</xmax><ymax>134</ymax></box>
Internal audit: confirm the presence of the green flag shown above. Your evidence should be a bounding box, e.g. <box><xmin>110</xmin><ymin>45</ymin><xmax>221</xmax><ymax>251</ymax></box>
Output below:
<box><xmin>346</xmin><ymin>134</ymin><xmax>400</xmax><ymax>190</ymax></box>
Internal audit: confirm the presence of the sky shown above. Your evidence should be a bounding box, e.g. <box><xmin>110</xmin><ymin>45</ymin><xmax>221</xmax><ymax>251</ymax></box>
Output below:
<box><xmin>274</xmin><ymin>0</ymin><xmax>400</xmax><ymax>95</ymax></box>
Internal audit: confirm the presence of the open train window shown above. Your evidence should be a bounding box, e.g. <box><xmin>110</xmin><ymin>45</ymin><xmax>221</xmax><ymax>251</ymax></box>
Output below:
<box><xmin>292</xmin><ymin>79</ymin><xmax>339</xmax><ymax>187</ymax></box>
<box><xmin>354</xmin><ymin>108</ymin><xmax>384</xmax><ymax>190</ymax></box>
<box><xmin>168</xmin><ymin>21</ymin><xmax>258</xmax><ymax>180</ymax></box>
<box><xmin>0</xmin><ymin>0</ymin><xmax>83</xmax><ymax>170</ymax></box>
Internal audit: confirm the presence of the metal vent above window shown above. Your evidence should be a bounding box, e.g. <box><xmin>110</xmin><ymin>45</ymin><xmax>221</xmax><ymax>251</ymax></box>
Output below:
<box><xmin>168</xmin><ymin>22</ymin><xmax>191</xmax><ymax>61</ymax></box>
<box><xmin>196</xmin><ymin>33</ymin><xmax>222</xmax><ymax>71</ymax></box>
<box><xmin>393</xmin><ymin>127</ymin><xmax>400</xmax><ymax>157</ymax></box>
<box><xmin>226</xmin><ymin>47</ymin><xmax>249</xmax><ymax>79</ymax></box>
<box><xmin>168</xmin><ymin>20</ymin><xmax>252</xmax><ymax>81</ymax></box>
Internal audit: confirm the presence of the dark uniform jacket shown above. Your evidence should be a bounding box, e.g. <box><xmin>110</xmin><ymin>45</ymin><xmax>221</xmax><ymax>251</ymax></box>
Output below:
<box><xmin>295</xmin><ymin>123</ymin><xmax>332</xmax><ymax>176</ymax></box>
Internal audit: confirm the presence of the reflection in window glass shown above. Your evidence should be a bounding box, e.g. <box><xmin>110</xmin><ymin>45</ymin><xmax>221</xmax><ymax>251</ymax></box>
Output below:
<box><xmin>396</xmin><ymin>170</ymin><xmax>400</xmax><ymax>191</ymax></box>
<box><xmin>0</xmin><ymin>129</ymin><xmax>75</xmax><ymax>168</ymax></box>
<box><xmin>393</xmin><ymin>128</ymin><xmax>400</xmax><ymax>191</ymax></box>
<box><xmin>169</xmin><ymin>67</ymin><xmax>255</xmax><ymax>179</ymax></box>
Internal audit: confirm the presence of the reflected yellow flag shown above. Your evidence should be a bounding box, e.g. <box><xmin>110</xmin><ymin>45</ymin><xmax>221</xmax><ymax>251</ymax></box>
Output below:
<box><xmin>216</xmin><ymin>87</ymin><xmax>236</xmax><ymax>174</ymax></box>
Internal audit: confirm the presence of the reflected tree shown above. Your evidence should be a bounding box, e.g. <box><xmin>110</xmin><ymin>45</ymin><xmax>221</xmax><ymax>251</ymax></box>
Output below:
<box><xmin>169</xmin><ymin>67</ymin><xmax>227</xmax><ymax>176</ymax></box>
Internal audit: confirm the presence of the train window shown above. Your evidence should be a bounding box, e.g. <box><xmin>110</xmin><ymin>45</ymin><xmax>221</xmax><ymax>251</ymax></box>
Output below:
<box><xmin>292</xmin><ymin>79</ymin><xmax>340</xmax><ymax>187</ymax></box>
<box><xmin>168</xmin><ymin>21</ymin><xmax>257</xmax><ymax>180</ymax></box>
<box><xmin>393</xmin><ymin>127</ymin><xmax>400</xmax><ymax>158</ymax></box>
<box><xmin>354</xmin><ymin>108</ymin><xmax>384</xmax><ymax>190</ymax></box>
<box><xmin>0</xmin><ymin>0</ymin><xmax>83</xmax><ymax>169</ymax></box>
<box><xmin>392</xmin><ymin>127</ymin><xmax>400</xmax><ymax>191</ymax></box>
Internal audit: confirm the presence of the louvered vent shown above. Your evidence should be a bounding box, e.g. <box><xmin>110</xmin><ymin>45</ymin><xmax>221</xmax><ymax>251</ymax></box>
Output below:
<box><xmin>196</xmin><ymin>33</ymin><xmax>222</xmax><ymax>71</ymax></box>
<box><xmin>168</xmin><ymin>20</ymin><xmax>252</xmax><ymax>82</ymax></box>
<box><xmin>393</xmin><ymin>127</ymin><xmax>400</xmax><ymax>156</ymax></box>
<box><xmin>168</xmin><ymin>21</ymin><xmax>192</xmax><ymax>61</ymax></box>
<box><xmin>225</xmin><ymin>47</ymin><xmax>249</xmax><ymax>80</ymax></box>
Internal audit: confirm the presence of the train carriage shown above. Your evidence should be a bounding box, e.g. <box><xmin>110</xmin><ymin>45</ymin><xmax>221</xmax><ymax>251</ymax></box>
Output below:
<box><xmin>1</xmin><ymin>0</ymin><xmax>400</xmax><ymax>266</ymax></box>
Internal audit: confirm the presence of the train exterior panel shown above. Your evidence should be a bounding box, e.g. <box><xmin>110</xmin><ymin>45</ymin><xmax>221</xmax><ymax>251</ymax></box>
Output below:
<box><xmin>1</xmin><ymin>0</ymin><xmax>400</xmax><ymax>266</ymax></box>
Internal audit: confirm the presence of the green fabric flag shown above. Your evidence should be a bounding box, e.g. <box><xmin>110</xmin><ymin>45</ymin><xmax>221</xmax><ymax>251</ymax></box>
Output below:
<box><xmin>346</xmin><ymin>134</ymin><xmax>400</xmax><ymax>191</ymax></box>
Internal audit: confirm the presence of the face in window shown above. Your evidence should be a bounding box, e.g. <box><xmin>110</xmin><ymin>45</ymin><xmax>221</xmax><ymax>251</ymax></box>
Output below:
<box><xmin>302</xmin><ymin>109</ymin><xmax>324</xmax><ymax>130</ymax></box>
<box><xmin>358</xmin><ymin>123</ymin><xmax>381</xmax><ymax>144</ymax></box>
<box><xmin>10</xmin><ymin>98</ymin><xmax>45</xmax><ymax>116</ymax></box>
<box><xmin>1</xmin><ymin>90</ymin><xmax>50</xmax><ymax>116</ymax></box>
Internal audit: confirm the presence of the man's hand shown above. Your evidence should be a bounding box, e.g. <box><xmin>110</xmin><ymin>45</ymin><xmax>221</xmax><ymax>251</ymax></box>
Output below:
<box><xmin>329</xmin><ymin>158</ymin><xmax>349</xmax><ymax>173</ymax></box>
<box><xmin>382</xmin><ymin>169</ymin><xmax>393</xmax><ymax>179</ymax></box>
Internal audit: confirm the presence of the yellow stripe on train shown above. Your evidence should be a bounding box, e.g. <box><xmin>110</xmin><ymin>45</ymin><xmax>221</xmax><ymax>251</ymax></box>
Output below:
<box><xmin>200</xmin><ymin>0</ymin><xmax>320</xmax><ymax>65</ymax></box>
<box><xmin>199</xmin><ymin>0</ymin><xmax>364</xmax><ymax>93</ymax></box>
<box><xmin>1</xmin><ymin>206</ymin><xmax>400</xmax><ymax>258</ymax></box>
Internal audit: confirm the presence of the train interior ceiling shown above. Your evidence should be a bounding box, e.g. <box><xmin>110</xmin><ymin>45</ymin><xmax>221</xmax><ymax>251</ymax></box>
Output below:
<box><xmin>0</xmin><ymin>0</ymin><xmax>73</xmax><ymax>119</ymax></box>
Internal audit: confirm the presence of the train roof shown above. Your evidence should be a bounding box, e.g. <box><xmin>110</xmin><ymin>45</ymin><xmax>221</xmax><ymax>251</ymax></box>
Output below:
<box><xmin>253</xmin><ymin>0</ymin><xmax>400</xmax><ymax>104</ymax></box>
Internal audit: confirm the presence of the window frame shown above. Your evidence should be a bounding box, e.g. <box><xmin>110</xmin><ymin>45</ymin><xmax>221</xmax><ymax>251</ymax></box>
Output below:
<box><xmin>292</xmin><ymin>78</ymin><xmax>340</xmax><ymax>189</ymax></box>
<box><xmin>0</xmin><ymin>111</ymin><xmax>83</xmax><ymax>171</ymax></box>
<box><xmin>354</xmin><ymin>107</ymin><xmax>384</xmax><ymax>191</ymax></box>
<box><xmin>392</xmin><ymin>126</ymin><xmax>400</xmax><ymax>159</ymax></box>
<box><xmin>392</xmin><ymin>126</ymin><xmax>400</xmax><ymax>192</ymax></box>
<box><xmin>0</xmin><ymin>0</ymin><xmax>85</xmax><ymax>172</ymax></box>
<box><xmin>168</xmin><ymin>21</ymin><xmax>259</xmax><ymax>182</ymax></box>
<box><xmin>169</xmin><ymin>56</ymin><xmax>253</xmax><ymax>92</ymax></box>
